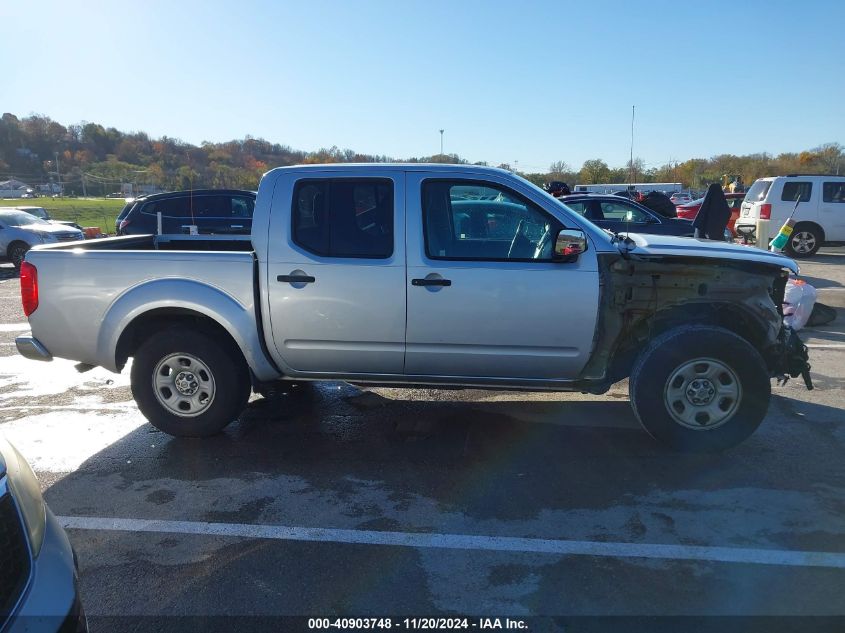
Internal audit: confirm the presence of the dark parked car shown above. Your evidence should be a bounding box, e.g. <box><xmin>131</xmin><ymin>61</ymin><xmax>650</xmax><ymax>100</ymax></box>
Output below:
<box><xmin>0</xmin><ymin>435</ymin><xmax>86</xmax><ymax>632</ymax></box>
<box><xmin>558</xmin><ymin>194</ymin><xmax>697</xmax><ymax>237</ymax></box>
<box><xmin>115</xmin><ymin>189</ymin><xmax>256</xmax><ymax>236</ymax></box>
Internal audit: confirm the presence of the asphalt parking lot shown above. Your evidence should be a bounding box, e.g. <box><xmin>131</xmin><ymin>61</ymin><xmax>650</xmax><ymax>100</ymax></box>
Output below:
<box><xmin>1</xmin><ymin>251</ymin><xmax>845</xmax><ymax>630</ymax></box>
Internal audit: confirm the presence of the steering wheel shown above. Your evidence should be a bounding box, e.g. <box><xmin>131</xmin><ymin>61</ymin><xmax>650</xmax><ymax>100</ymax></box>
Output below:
<box><xmin>533</xmin><ymin>224</ymin><xmax>553</xmax><ymax>259</ymax></box>
<box><xmin>506</xmin><ymin>220</ymin><xmax>527</xmax><ymax>259</ymax></box>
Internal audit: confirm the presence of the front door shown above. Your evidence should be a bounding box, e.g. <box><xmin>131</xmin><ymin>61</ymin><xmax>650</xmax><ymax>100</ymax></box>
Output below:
<box><xmin>266</xmin><ymin>171</ymin><xmax>406</xmax><ymax>375</ymax></box>
<box><xmin>404</xmin><ymin>174</ymin><xmax>599</xmax><ymax>381</ymax></box>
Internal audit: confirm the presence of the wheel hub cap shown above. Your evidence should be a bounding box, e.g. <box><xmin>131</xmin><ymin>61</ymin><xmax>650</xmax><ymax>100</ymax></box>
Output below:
<box><xmin>174</xmin><ymin>371</ymin><xmax>199</xmax><ymax>396</ymax></box>
<box><xmin>664</xmin><ymin>358</ymin><xmax>742</xmax><ymax>430</ymax></box>
<box><xmin>792</xmin><ymin>232</ymin><xmax>815</xmax><ymax>253</ymax></box>
<box><xmin>685</xmin><ymin>378</ymin><xmax>716</xmax><ymax>405</ymax></box>
<box><xmin>152</xmin><ymin>353</ymin><xmax>216</xmax><ymax>417</ymax></box>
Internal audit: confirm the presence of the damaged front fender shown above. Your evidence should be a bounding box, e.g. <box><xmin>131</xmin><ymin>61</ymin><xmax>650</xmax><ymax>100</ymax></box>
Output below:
<box><xmin>576</xmin><ymin>253</ymin><xmax>812</xmax><ymax>391</ymax></box>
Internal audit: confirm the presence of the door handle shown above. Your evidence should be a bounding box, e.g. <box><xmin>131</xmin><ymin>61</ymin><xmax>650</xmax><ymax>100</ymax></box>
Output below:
<box><xmin>412</xmin><ymin>278</ymin><xmax>451</xmax><ymax>287</ymax></box>
<box><xmin>277</xmin><ymin>274</ymin><xmax>315</xmax><ymax>283</ymax></box>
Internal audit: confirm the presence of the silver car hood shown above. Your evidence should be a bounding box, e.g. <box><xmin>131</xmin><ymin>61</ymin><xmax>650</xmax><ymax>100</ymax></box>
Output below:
<box><xmin>619</xmin><ymin>233</ymin><xmax>799</xmax><ymax>274</ymax></box>
<box><xmin>19</xmin><ymin>222</ymin><xmax>77</xmax><ymax>234</ymax></box>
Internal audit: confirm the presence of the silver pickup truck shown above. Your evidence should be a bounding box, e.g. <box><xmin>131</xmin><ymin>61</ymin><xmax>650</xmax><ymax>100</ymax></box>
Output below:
<box><xmin>15</xmin><ymin>164</ymin><xmax>812</xmax><ymax>451</ymax></box>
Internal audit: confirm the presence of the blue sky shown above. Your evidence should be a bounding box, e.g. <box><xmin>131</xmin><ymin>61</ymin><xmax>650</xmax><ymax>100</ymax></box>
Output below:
<box><xmin>2</xmin><ymin>0</ymin><xmax>842</xmax><ymax>171</ymax></box>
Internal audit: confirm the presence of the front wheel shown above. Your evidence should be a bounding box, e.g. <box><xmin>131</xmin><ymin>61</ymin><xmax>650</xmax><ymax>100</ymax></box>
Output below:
<box><xmin>629</xmin><ymin>325</ymin><xmax>771</xmax><ymax>452</ymax></box>
<box><xmin>130</xmin><ymin>328</ymin><xmax>250</xmax><ymax>437</ymax></box>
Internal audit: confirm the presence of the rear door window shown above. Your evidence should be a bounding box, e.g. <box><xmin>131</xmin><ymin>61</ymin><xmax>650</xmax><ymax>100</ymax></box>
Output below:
<box><xmin>562</xmin><ymin>200</ymin><xmax>588</xmax><ymax>216</ymax></box>
<box><xmin>231</xmin><ymin>195</ymin><xmax>255</xmax><ymax>217</ymax></box>
<box><xmin>599</xmin><ymin>200</ymin><xmax>651</xmax><ymax>223</ymax></box>
<box><xmin>142</xmin><ymin>197</ymin><xmax>192</xmax><ymax>233</ymax></box>
<box><xmin>822</xmin><ymin>182</ymin><xmax>845</xmax><ymax>203</ymax></box>
<box><xmin>292</xmin><ymin>179</ymin><xmax>393</xmax><ymax>258</ymax></box>
<box><xmin>191</xmin><ymin>195</ymin><xmax>229</xmax><ymax>218</ymax></box>
<box><xmin>781</xmin><ymin>181</ymin><xmax>812</xmax><ymax>202</ymax></box>
<box><xmin>143</xmin><ymin>197</ymin><xmax>191</xmax><ymax>219</ymax></box>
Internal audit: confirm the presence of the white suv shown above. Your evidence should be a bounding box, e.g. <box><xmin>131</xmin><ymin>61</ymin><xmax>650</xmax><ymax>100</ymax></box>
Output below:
<box><xmin>736</xmin><ymin>175</ymin><xmax>845</xmax><ymax>258</ymax></box>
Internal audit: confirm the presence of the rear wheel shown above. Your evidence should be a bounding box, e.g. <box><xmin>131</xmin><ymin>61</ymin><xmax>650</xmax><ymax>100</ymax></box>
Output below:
<box><xmin>7</xmin><ymin>242</ymin><xmax>29</xmax><ymax>270</ymax></box>
<box><xmin>629</xmin><ymin>325</ymin><xmax>770</xmax><ymax>452</ymax></box>
<box><xmin>130</xmin><ymin>328</ymin><xmax>250</xmax><ymax>437</ymax></box>
<box><xmin>784</xmin><ymin>223</ymin><xmax>822</xmax><ymax>258</ymax></box>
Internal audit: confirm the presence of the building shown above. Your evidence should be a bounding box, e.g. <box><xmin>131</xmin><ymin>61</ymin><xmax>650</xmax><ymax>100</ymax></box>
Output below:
<box><xmin>0</xmin><ymin>178</ymin><xmax>33</xmax><ymax>198</ymax></box>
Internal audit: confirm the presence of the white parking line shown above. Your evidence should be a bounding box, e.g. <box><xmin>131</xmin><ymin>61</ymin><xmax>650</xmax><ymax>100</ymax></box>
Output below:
<box><xmin>0</xmin><ymin>324</ymin><xmax>28</xmax><ymax>332</ymax></box>
<box><xmin>805</xmin><ymin>344</ymin><xmax>845</xmax><ymax>349</ymax></box>
<box><xmin>58</xmin><ymin>515</ymin><xmax>845</xmax><ymax>569</ymax></box>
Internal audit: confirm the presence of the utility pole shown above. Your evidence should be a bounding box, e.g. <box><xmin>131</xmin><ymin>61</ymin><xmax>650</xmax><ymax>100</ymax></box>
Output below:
<box><xmin>81</xmin><ymin>173</ymin><xmax>87</xmax><ymax>197</ymax></box>
<box><xmin>54</xmin><ymin>151</ymin><xmax>61</xmax><ymax>196</ymax></box>
<box><xmin>439</xmin><ymin>129</ymin><xmax>444</xmax><ymax>156</ymax></box>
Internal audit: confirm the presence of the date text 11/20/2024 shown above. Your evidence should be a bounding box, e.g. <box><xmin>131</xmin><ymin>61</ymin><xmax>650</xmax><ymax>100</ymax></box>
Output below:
<box><xmin>308</xmin><ymin>618</ymin><xmax>529</xmax><ymax>630</ymax></box>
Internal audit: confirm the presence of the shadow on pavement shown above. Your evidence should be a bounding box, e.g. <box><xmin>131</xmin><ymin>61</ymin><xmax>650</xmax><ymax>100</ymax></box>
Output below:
<box><xmin>43</xmin><ymin>384</ymin><xmax>845</xmax><ymax>522</ymax></box>
<box><xmin>38</xmin><ymin>384</ymin><xmax>845</xmax><ymax>619</ymax></box>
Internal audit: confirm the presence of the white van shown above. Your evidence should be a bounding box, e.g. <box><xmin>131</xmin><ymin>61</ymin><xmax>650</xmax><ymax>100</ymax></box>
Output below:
<box><xmin>736</xmin><ymin>175</ymin><xmax>845</xmax><ymax>258</ymax></box>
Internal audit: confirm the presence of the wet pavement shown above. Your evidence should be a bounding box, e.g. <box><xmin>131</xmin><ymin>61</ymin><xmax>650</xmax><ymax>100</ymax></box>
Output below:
<box><xmin>1</xmin><ymin>251</ymin><xmax>844</xmax><ymax>626</ymax></box>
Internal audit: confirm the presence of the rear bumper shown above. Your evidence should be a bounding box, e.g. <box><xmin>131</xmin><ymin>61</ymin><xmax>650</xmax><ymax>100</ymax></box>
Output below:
<box><xmin>14</xmin><ymin>335</ymin><xmax>52</xmax><ymax>362</ymax></box>
<box><xmin>734</xmin><ymin>222</ymin><xmax>757</xmax><ymax>241</ymax></box>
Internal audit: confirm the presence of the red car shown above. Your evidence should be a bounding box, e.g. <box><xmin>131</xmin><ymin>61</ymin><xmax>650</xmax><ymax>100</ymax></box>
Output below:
<box><xmin>676</xmin><ymin>192</ymin><xmax>745</xmax><ymax>236</ymax></box>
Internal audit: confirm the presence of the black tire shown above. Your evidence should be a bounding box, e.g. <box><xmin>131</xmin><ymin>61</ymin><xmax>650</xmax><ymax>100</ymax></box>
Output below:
<box><xmin>629</xmin><ymin>325</ymin><xmax>770</xmax><ymax>452</ymax></box>
<box><xmin>7</xmin><ymin>242</ymin><xmax>29</xmax><ymax>270</ymax></box>
<box><xmin>130</xmin><ymin>327</ymin><xmax>250</xmax><ymax>437</ymax></box>
<box><xmin>784</xmin><ymin>223</ymin><xmax>822</xmax><ymax>258</ymax></box>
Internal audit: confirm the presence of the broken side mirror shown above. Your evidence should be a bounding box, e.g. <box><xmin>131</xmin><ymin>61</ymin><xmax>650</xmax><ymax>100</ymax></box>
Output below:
<box><xmin>553</xmin><ymin>229</ymin><xmax>588</xmax><ymax>261</ymax></box>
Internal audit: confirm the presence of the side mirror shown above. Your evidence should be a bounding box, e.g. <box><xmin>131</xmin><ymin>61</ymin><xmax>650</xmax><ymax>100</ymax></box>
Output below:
<box><xmin>553</xmin><ymin>229</ymin><xmax>588</xmax><ymax>260</ymax></box>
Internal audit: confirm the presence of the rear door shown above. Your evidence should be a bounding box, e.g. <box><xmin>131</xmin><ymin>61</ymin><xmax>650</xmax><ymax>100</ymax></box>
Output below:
<box><xmin>190</xmin><ymin>194</ymin><xmax>255</xmax><ymax>235</ymax></box>
<box><xmin>404</xmin><ymin>173</ymin><xmax>599</xmax><ymax>380</ymax></box>
<box><xmin>820</xmin><ymin>180</ymin><xmax>845</xmax><ymax>240</ymax></box>
<box><xmin>227</xmin><ymin>194</ymin><xmax>255</xmax><ymax>234</ymax></box>
<box><xmin>265</xmin><ymin>171</ymin><xmax>406</xmax><ymax>374</ymax></box>
<box><xmin>140</xmin><ymin>196</ymin><xmax>192</xmax><ymax>234</ymax></box>
<box><xmin>191</xmin><ymin>195</ymin><xmax>229</xmax><ymax>234</ymax></box>
<box><xmin>779</xmin><ymin>180</ymin><xmax>816</xmax><ymax>225</ymax></box>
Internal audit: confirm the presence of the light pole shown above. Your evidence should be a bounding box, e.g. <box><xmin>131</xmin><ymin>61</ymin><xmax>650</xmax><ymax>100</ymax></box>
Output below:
<box><xmin>439</xmin><ymin>129</ymin><xmax>444</xmax><ymax>156</ymax></box>
<box><xmin>629</xmin><ymin>105</ymin><xmax>635</xmax><ymax>184</ymax></box>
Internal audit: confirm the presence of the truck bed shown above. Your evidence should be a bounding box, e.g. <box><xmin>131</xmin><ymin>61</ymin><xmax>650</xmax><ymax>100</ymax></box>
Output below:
<box><xmin>41</xmin><ymin>233</ymin><xmax>254</xmax><ymax>252</ymax></box>
<box><xmin>24</xmin><ymin>234</ymin><xmax>260</xmax><ymax>373</ymax></box>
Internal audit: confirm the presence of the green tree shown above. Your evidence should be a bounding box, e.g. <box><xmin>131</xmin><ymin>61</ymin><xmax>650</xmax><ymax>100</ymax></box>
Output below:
<box><xmin>579</xmin><ymin>159</ymin><xmax>610</xmax><ymax>184</ymax></box>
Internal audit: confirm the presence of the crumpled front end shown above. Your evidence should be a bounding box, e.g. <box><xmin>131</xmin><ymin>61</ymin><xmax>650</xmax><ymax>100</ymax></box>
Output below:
<box><xmin>765</xmin><ymin>325</ymin><xmax>814</xmax><ymax>390</ymax></box>
<box><xmin>761</xmin><ymin>268</ymin><xmax>813</xmax><ymax>389</ymax></box>
<box><xmin>578</xmin><ymin>253</ymin><xmax>813</xmax><ymax>392</ymax></box>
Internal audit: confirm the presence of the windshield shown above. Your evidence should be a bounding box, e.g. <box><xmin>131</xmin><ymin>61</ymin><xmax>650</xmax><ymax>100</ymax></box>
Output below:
<box><xmin>744</xmin><ymin>179</ymin><xmax>772</xmax><ymax>202</ymax></box>
<box><xmin>0</xmin><ymin>210</ymin><xmax>50</xmax><ymax>227</ymax></box>
<box><xmin>18</xmin><ymin>207</ymin><xmax>48</xmax><ymax>219</ymax></box>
